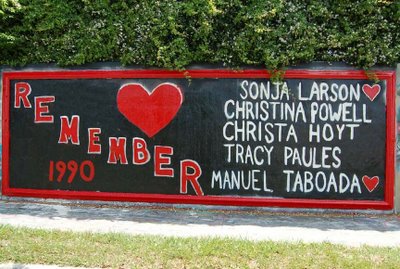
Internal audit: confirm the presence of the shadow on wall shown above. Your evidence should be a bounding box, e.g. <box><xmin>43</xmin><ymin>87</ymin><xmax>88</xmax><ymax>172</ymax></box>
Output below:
<box><xmin>397</xmin><ymin>72</ymin><xmax>400</xmax><ymax>169</ymax></box>
<box><xmin>397</xmin><ymin>104</ymin><xmax>400</xmax><ymax>165</ymax></box>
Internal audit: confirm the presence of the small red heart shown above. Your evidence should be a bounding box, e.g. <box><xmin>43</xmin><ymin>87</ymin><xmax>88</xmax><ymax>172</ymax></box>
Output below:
<box><xmin>362</xmin><ymin>84</ymin><xmax>381</xmax><ymax>101</ymax></box>
<box><xmin>117</xmin><ymin>83</ymin><xmax>183</xmax><ymax>137</ymax></box>
<box><xmin>362</xmin><ymin>175</ymin><xmax>379</xmax><ymax>192</ymax></box>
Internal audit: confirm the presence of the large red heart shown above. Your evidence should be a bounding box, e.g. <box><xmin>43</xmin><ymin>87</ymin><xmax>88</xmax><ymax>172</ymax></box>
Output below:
<box><xmin>117</xmin><ymin>83</ymin><xmax>183</xmax><ymax>137</ymax></box>
<box><xmin>362</xmin><ymin>175</ymin><xmax>379</xmax><ymax>192</ymax></box>
<box><xmin>362</xmin><ymin>84</ymin><xmax>380</xmax><ymax>101</ymax></box>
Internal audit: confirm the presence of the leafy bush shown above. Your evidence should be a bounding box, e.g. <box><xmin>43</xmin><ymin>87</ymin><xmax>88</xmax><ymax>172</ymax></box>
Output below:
<box><xmin>0</xmin><ymin>0</ymin><xmax>399</xmax><ymax>69</ymax></box>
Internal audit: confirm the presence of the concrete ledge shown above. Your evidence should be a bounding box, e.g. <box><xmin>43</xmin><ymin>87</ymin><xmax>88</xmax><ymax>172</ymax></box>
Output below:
<box><xmin>0</xmin><ymin>195</ymin><xmax>395</xmax><ymax>215</ymax></box>
<box><xmin>1</xmin><ymin>200</ymin><xmax>399</xmax><ymax>247</ymax></box>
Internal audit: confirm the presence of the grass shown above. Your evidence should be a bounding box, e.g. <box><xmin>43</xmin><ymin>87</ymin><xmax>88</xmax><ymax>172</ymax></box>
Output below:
<box><xmin>0</xmin><ymin>225</ymin><xmax>400</xmax><ymax>269</ymax></box>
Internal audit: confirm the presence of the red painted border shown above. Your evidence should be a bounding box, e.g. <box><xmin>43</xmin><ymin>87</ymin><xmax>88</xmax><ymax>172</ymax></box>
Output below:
<box><xmin>1</xmin><ymin>69</ymin><xmax>396</xmax><ymax>210</ymax></box>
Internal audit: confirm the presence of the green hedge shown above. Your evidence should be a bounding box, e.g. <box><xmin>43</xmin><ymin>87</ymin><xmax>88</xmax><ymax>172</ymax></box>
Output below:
<box><xmin>0</xmin><ymin>0</ymin><xmax>399</xmax><ymax>70</ymax></box>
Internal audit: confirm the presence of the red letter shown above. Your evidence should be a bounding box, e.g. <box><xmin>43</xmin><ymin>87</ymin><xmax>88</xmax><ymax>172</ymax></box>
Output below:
<box><xmin>34</xmin><ymin>96</ymin><xmax>55</xmax><ymax>123</ymax></box>
<box><xmin>80</xmin><ymin>160</ymin><xmax>95</xmax><ymax>182</ymax></box>
<box><xmin>108</xmin><ymin>137</ymin><xmax>128</xmax><ymax>164</ymax></box>
<box><xmin>88</xmin><ymin>128</ymin><xmax>101</xmax><ymax>154</ymax></box>
<box><xmin>58</xmin><ymin>116</ymin><xmax>80</xmax><ymax>145</ymax></box>
<box><xmin>132</xmin><ymin>137</ymin><xmax>150</xmax><ymax>165</ymax></box>
<box><xmin>180</xmin><ymin>160</ymin><xmax>203</xmax><ymax>196</ymax></box>
<box><xmin>14</xmin><ymin>82</ymin><xmax>32</xmax><ymax>108</ymax></box>
<box><xmin>154</xmin><ymin>146</ymin><xmax>174</xmax><ymax>177</ymax></box>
